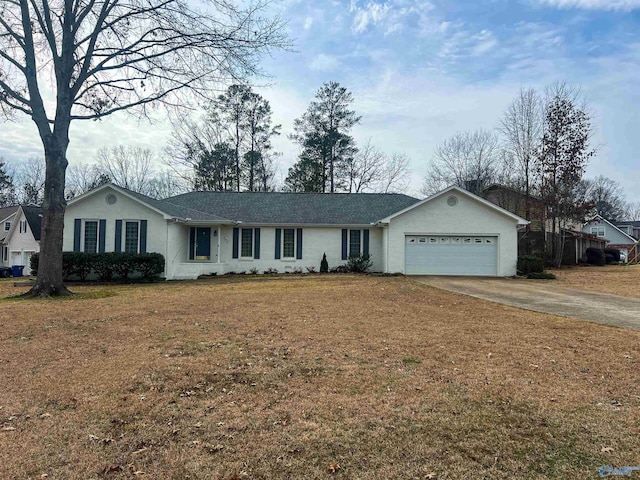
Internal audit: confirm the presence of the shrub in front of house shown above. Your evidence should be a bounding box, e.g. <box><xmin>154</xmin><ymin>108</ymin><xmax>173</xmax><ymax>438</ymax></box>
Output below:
<box><xmin>604</xmin><ymin>248</ymin><xmax>621</xmax><ymax>263</ymax></box>
<box><xmin>30</xmin><ymin>252</ymin><xmax>165</xmax><ymax>282</ymax></box>
<box><xmin>586</xmin><ymin>248</ymin><xmax>605</xmax><ymax>266</ymax></box>
<box><xmin>517</xmin><ymin>255</ymin><xmax>544</xmax><ymax>275</ymax></box>
<box><xmin>346</xmin><ymin>253</ymin><xmax>373</xmax><ymax>273</ymax></box>
<box><xmin>320</xmin><ymin>253</ymin><xmax>329</xmax><ymax>273</ymax></box>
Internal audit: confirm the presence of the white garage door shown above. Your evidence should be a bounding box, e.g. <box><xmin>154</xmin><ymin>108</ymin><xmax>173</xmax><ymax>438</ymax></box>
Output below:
<box><xmin>405</xmin><ymin>235</ymin><xmax>498</xmax><ymax>276</ymax></box>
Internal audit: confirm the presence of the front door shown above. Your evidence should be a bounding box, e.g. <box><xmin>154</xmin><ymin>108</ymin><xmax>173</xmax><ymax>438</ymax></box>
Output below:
<box><xmin>189</xmin><ymin>227</ymin><xmax>211</xmax><ymax>260</ymax></box>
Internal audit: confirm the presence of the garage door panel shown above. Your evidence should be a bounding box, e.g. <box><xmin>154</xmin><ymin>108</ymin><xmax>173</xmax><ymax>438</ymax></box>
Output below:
<box><xmin>405</xmin><ymin>235</ymin><xmax>497</xmax><ymax>276</ymax></box>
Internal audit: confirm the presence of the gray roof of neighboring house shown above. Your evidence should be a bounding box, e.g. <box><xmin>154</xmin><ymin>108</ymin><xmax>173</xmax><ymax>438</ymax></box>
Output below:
<box><xmin>22</xmin><ymin>205</ymin><xmax>43</xmax><ymax>241</ymax></box>
<box><xmin>0</xmin><ymin>205</ymin><xmax>19</xmax><ymax>242</ymax></box>
<box><xmin>164</xmin><ymin>191</ymin><xmax>421</xmax><ymax>225</ymax></box>
<box><xmin>0</xmin><ymin>205</ymin><xmax>19</xmax><ymax>223</ymax></box>
<box><xmin>616</xmin><ymin>221</ymin><xmax>640</xmax><ymax>227</ymax></box>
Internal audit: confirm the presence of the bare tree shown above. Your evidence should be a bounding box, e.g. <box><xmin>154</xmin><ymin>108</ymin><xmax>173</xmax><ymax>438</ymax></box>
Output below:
<box><xmin>0</xmin><ymin>0</ymin><xmax>286</xmax><ymax>296</ymax></box>
<box><xmin>379</xmin><ymin>153</ymin><xmax>411</xmax><ymax>194</ymax></box>
<box><xmin>95</xmin><ymin>146</ymin><xmax>155</xmax><ymax>195</ymax></box>
<box><xmin>166</xmin><ymin>109</ymin><xmax>234</xmax><ymax>189</ymax></box>
<box><xmin>65</xmin><ymin>162</ymin><xmax>110</xmax><ymax>199</ymax></box>
<box><xmin>624</xmin><ymin>201</ymin><xmax>640</xmax><ymax>221</ymax></box>
<box><xmin>147</xmin><ymin>170</ymin><xmax>190</xmax><ymax>199</ymax></box>
<box><xmin>8</xmin><ymin>157</ymin><xmax>46</xmax><ymax>204</ymax></box>
<box><xmin>422</xmin><ymin>129</ymin><xmax>501</xmax><ymax>196</ymax></box>
<box><xmin>580</xmin><ymin>175</ymin><xmax>627</xmax><ymax>222</ymax></box>
<box><xmin>499</xmin><ymin>88</ymin><xmax>543</xmax><ymax>219</ymax></box>
<box><xmin>345</xmin><ymin>140</ymin><xmax>411</xmax><ymax>193</ymax></box>
<box><xmin>347</xmin><ymin>140</ymin><xmax>385</xmax><ymax>193</ymax></box>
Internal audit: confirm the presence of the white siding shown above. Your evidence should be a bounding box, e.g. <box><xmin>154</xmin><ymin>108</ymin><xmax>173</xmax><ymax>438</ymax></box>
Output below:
<box><xmin>386</xmin><ymin>192</ymin><xmax>519</xmax><ymax>276</ymax></box>
<box><xmin>5</xmin><ymin>209</ymin><xmax>40</xmax><ymax>274</ymax></box>
<box><xmin>64</xmin><ymin>186</ymin><xmax>169</xmax><ymax>272</ymax></box>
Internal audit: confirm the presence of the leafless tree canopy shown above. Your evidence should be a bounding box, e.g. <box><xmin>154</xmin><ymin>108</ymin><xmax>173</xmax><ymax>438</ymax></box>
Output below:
<box><xmin>422</xmin><ymin>129</ymin><xmax>501</xmax><ymax>196</ymax></box>
<box><xmin>624</xmin><ymin>202</ymin><xmax>640</xmax><ymax>221</ymax></box>
<box><xmin>499</xmin><ymin>87</ymin><xmax>543</xmax><ymax>211</ymax></box>
<box><xmin>0</xmin><ymin>0</ymin><xmax>288</xmax><ymax>122</ymax></box>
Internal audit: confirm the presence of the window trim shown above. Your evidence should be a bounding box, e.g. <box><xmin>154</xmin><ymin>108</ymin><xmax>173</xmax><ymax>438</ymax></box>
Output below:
<box><xmin>590</xmin><ymin>226</ymin><xmax>605</xmax><ymax>238</ymax></box>
<box><xmin>282</xmin><ymin>228</ymin><xmax>296</xmax><ymax>259</ymax></box>
<box><xmin>123</xmin><ymin>220</ymin><xmax>141</xmax><ymax>254</ymax></box>
<box><xmin>240</xmin><ymin>227</ymin><xmax>254</xmax><ymax>259</ymax></box>
<box><xmin>3</xmin><ymin>221</ymin><xmax>10</xmax><ymax>232</ymax></box>
<box><xmin>349</xmin><ymin>229</ymin><xmax>361</xmax><ymax>256</ymax></box>
<box><xmin>19</xmin><ymin>219</ymin><xmax>27</xmax><ymax>234</ymax></box>
<box><xmin>2</xmin><ymin>245</ymin><xmax>7</xmax><ymax>262</ymax></box>
<box><xmin>83</xmin><ymin>220</ymin><xmax>99</xmax><ymax>253</ymax></box>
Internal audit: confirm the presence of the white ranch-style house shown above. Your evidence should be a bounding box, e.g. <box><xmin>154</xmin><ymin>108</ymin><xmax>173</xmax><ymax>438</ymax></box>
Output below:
<box><xmin>63</xmin><ymin>184</ymin><xmax>528</xmax><ymax>279</ymax></box>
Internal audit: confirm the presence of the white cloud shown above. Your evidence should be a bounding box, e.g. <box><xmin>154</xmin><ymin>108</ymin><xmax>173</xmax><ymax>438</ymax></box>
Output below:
<box><xmin>349</xmin><ymin>0</ymin><xmax>434</xmax><ymax>35</ymax></box>
<box><xmin>308</xmin><ymin>53</ymin><xmax>341</xmax><ymax>72</ymax></box>
<box><xmin>351</xmin><ymin>1</ymin><xmax>391</xmax><ymax>33</ymax></box>
<box><xmin>536</xmin><ymin>0</ymin><xmax>640</xmax><ymax>10</ymax></box>
<box><xmin>303</xmin><ymin>16</ymin><xmax>313</xmax><ymax>30</ymax></box>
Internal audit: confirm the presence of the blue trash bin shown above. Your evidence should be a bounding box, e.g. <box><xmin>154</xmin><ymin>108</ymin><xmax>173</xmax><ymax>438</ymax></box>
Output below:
<box><xmin>11</xmin><ymin>265</ymin><xmax>25</xmax><ymax>278</ymax></box>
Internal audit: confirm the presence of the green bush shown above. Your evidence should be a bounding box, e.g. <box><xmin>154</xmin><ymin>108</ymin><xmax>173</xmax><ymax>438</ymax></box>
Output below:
<box><xmin>94</xmin><ymin>252</ymin><xmax>118</xmax><ymax>281</ymax></box>
<box><xmin>346</xmin><ymin>253</ymin><xmax>373</xmax><ymax>273</ymax></box>
<box><xmin>132</xmin><ymin>253</ymin><xmax>164</xmax><ymax>281</ymax></box>
<box><xmin>29</xmin><ymin>252</ymin><xmax>165</xmax><ymax>283</ymax></box>
<box><xmin>586</xmin><ymin>248</ymin><xmax>605</xmax><ymax>266</ymax></box>
<box><xmin>517</xmin><ymin>255</ymin><xmax>544</xmax><ymax>275</ymax></box>
<box><xmin>320</xmin><ymin>253</ymin><xmax>329</xmax><ymax>273</ymax></box>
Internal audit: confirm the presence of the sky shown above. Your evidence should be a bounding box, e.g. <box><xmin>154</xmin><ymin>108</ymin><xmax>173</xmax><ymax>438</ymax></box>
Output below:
<box><xmin>1</xmin><ymin>0</ymin><xmax>639</xmax><ymax>202</ymax></box>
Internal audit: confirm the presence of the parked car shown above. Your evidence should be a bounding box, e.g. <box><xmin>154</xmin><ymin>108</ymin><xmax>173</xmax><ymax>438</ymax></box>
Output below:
<box><xmin>0</xmin><ymin>266</ymin><xmax>12</xmax><ymax>278</ymax></box>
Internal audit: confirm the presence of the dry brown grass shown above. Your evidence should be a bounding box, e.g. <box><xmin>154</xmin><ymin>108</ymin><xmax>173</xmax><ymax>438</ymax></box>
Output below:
<box><xmin>552</xmin><ymin>264</ymin><xmax>640</xmax><ymax>298</ymax></box>
<box><xmin>1</xmin><ymin>275</ymin><xmax>639</xmax><ymax>479</ymax></box>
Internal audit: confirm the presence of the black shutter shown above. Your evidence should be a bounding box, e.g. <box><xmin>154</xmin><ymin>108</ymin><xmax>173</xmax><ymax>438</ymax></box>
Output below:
<box><xmin>296</xmin><ymin>228</ymin><xmax>303</xmax><ymax>259</ymax></box>
<box><xmin>275</xmin><ymin>228</ymin><xmax>281</xmax><ymax>259</ymax></box>
<box><xmin>232</xmin><ymin>227</ymin><xmax>239</xmax><ymax>259</ymax></box>
<box><xmin>189</xmin><ymin>227</ymin><xmax>195</xmax><ymax>260</ymax></box>
<box><xmin>140</xmin><ymin>220</ymin><xmax>147</xmax><ymax>253</ymax></box>
<box><xmin>254</xmin><ymin>228</ymin><xmax>261</xmax><ymax>259</ymax></box>
<box><xmin>98</xmin><ymin>220</ymin><xmax>106</xmax><ymax>253</ymax></box>
<box><xmin>363</xmin><ymin>229</ymin><xmax>370</xmax><ymax>256</ymax></box>
<box><xmin>73</xmin><ymin>219</ymin><xmax>81</xmax><ymax>252</ymax></box>
<box><xmin>341</xmin><ymin>229</ymin><xmax>348</xmax><ymax>260</ymax></box>
<box><xmin>114</xmin><ymin>220</ymin><xmax>122</xmax><ymax>252</ymax></box>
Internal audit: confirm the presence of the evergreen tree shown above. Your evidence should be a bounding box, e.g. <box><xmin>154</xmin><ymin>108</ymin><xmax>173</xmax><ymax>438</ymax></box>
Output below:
<box><xmin>286</xmin><ymin>82</ymin><xmax>361</xmax><ymax>193</ymax></box>
<box><xmin>0</xmin><ymin>160</ymin><xmax>16</xmax><ymax>207</ymax></box>
<box><xmin>194</xmin><ymin>143</ymin><xmax>236</xmax><ymax>191</ymax></box>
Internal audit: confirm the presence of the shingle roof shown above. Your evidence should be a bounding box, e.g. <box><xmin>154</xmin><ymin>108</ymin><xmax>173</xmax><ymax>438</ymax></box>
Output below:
<box><xmin>22</xmin><ymin>205</ymin><xmax>43</xmax><ymax>241</ymax></box>
<box><xmin>616</xmin><ymin>221</ymin><xmax>640</xmax><ymax>227</ymax></box>
<box><xmin>0</xmin><ymin>205</ymin><xmax>19</xmax><ymax>242</ymax></box>
<box><xmin>164</xmin><ymin>191</ymin><xmax>421</xmax><ymax>225</ymax></box>
<box><xmin>121</xmin><ymin>188</ymin><xmax>228</xmax><ymax>222</ymax></box>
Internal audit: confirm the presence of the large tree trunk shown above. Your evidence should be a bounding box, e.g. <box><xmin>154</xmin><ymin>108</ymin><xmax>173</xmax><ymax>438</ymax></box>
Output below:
<box><xmin>24</xmin><ymin>135</ymin><xmax>71</xmax><ymax>297</ymax></box>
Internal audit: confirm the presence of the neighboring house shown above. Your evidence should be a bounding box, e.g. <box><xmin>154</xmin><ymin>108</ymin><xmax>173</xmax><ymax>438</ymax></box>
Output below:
<box><xmin>2</xmin><ymin>205</ymin><xmax>42</xmax><ymax>275</ymax></box>
<box><xmin>483</xmin><ymin>184</ymin><xmax>548</xmax><ymax>256</ymax></box>
<box><xmin>63</xmin><ymin>184</ymin><xmax>528</xmax><ymax>280</ymax></box>
<box><xmin>614</xmin><ymin>221</ymin><xmax>640</xmax><ymax>241</ymax></box>
<box><xmin>561</xmin><ymin>229</ymin><xmax>608</xmax><ymax>265</ymax></box>
<box><xmin>582</xmin><ymin>215</ymin><xmax>638</xmax><ymax>258</ymax></box>
<box><xmin>0</xmin><ymin>206</ymin><xmax>20</xmax><ymax>268</ymax></box>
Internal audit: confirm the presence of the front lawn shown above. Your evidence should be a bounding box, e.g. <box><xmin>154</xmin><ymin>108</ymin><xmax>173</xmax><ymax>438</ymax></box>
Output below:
<box><xmin>0</xmin><ymin>275</ymin><xmax>639</xmax><ymax>479</ymax></box>
<box><xmin>553</xmin><ymin>264</ymin><xmax>640</xmax><ymax>298</ymax></box>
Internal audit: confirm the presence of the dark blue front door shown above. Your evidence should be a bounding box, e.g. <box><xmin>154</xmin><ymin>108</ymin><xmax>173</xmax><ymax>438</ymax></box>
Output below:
<box><xmin>189</xmin><ymin>227</ymin><xmax>211</xmax><ymax>260</ymax></box>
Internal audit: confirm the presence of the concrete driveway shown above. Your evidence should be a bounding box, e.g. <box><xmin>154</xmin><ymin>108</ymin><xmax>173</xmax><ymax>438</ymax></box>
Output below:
<box><xmin>413</xmin><ymin>276</ymin><xmax>640</xmax><ymax>330</ymax></box>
